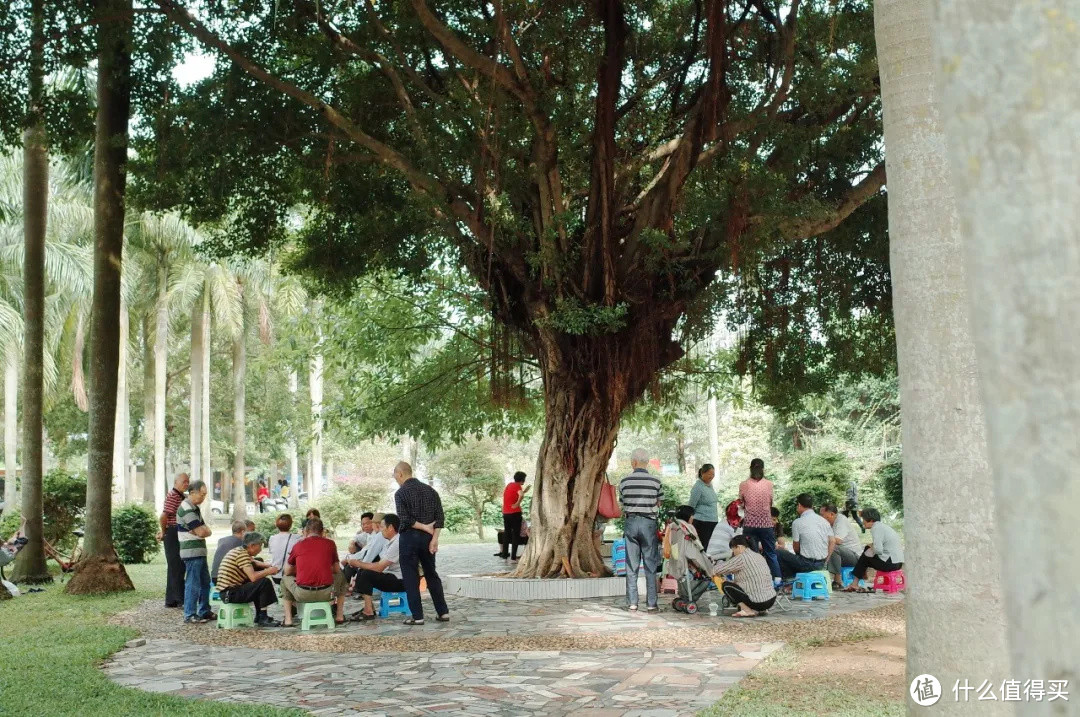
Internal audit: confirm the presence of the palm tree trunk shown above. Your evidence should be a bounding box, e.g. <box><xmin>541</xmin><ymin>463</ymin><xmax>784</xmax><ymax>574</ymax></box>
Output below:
<box><xmin>153</xmin><ymin>263</ymin><xmax>167</xmax><ymax>515</ymax></box>
<box><xmin>66</xmin><ymin>0</ymin><xmax>136</xmax><ymax>593</ymax></box>
<box><xmin>200</xmin><ymin>290</ymin><xmax>210</xmax><ymax>490</ymax></box>
<box><xmin>189</xmin><ymin>297</ymin><xmax>204</xmax><ymax>484</ymax></box>
<box><xmin>309</xmin><ymin>350</ymin><xmax>323</xmax><ymax>500</ymax></box>
<box><xmin>874</xmin><ymin>0</ymin><xmax>1009</xmax><ymax>700</ymax></box>
<box><xmin>141</xmin><ymin>312</ymin><xmax>154</xmax><ymax>504</ymax></box>
<box><xmin>12</xmin><ymin>0</ymin><xmax>52</xmax><ymax>584</ymax></box>
<box><xmin>3</xmin><ymin>354</ymin><xmax>17</xmax><ymax>513</ymax></box>
<box><xmin>287</xmin><ymin>370</ymin><xmax>299</xmax><ymax>509</ymax></box>
<box><xmin>932</xmin><ymin>0</ymin><xmax>1080</xmax><ymax>695</ymax></box>
<box><xmin>230</xmin><ymin>302</ymin><xmax>247</xmax><ymax>521</ymax></box>
<box><xmin>113</xmin><ymin>298</ymin><xmax>129</xmax><ymax>502</ymax></box>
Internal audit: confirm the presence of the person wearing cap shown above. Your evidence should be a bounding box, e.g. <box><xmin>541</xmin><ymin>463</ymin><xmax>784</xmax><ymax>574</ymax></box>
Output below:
<box><xmin>214</xmin><ymin>532</ymin><xmax>281</xmax><ymax>627</ymax></box>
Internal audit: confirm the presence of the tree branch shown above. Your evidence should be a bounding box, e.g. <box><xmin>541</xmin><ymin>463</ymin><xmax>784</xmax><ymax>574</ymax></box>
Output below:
<box><xmin>773</xmin><ymin>162</ymin><xmax>887</xmax><ymax>241</ymax></box>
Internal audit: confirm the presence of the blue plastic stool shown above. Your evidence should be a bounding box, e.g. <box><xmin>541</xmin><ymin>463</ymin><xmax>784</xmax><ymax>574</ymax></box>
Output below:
<box><xmin>209</xmin><ymin>583</ymin><xmax>222</xmax><ymax>607</ymax></box>
<box><xmin>841</xmin><ymin>567</ymin><xmax>855</xmax><ymax>588</ymax></box>
<box><xmin>612</xmin><ymin>538</ymin><xmax>627</xmax><ymax>577</ymax></box>
<box><xmin>792</xmin><ymin>572</ymin><xmax>830</xmax><ymax>602</ymax></box>
<box><xmin>378</xmin><ymin>591</ymin><xmax>411</xmax><ymax>618</ymax></box>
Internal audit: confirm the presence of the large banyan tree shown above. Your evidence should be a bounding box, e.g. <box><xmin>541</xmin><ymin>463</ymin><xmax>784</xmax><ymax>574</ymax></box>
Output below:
<box><xmin>140</xmin><ymin>0</ymin><xmax>888</xmax><ymax>577</ymax></box>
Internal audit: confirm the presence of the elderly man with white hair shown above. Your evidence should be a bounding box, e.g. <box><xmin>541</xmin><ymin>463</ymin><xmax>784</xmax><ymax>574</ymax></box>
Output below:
<box><xmin>618</xmin><ymin>448</ymin><xmax>663</xmax><ymax>611</ymax></box>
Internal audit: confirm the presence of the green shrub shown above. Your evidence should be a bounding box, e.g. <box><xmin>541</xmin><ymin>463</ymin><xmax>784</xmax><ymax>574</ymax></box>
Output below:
<box><xmin>442</xmin><ymin>500</ymin><xmax>473</xmax><ymax>533</ymax></box>
<box><xmin>311</xmin><ymin>489</ymin><xmax>357</xmax><ymax>536</ymax></box>
<box><xmin>875</xmin><ymin>458</ymin><xmax>903</xmax><ymax>512</ymax></box>
<box><xmin>789</xmin><ymin>451</ymin><xmax>855</xmax><ymax>493</ymax></box>
<box><xmin>0</xmin><ymin>507</ymin><xmax>21</xmax><ymax>540</ymax></box>
<box><xmin>42</xmin><ymin>469</ymin><xmax>87</xmax><ymax>550</ymax></box>
<box><xmin>111</xmin><ymin>504</ymin><xmax>160</xmax><ymax>564</ymax></box>
<box><xmin>777</xmin><ymin>478</ymin><xmax>845</xmax><ymax>530</ymax></box>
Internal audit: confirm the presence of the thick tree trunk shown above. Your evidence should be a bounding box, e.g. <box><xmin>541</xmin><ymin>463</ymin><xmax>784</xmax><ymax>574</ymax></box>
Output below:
<box><xmin>67</xmin><ymin>0</ymin><xmax>136</xmax><ymax>593</ymax></box>
<box><xmin>933</xmin><ymin>0</ymin><xmax>1080</xmax><ymax>700</ymax></box>
<box><xmin>231</xmin><ymin>305</ymin><xmax>247</xmax><ymax>522</ymax></box>
<box><xmin>13</xmin><ymin>0</ymin><xmax>51</xmax><ymax>583</ymax></box>
<box><xmin>200</xmin><ymin>290</ymin><xmax>211</xmax><ymax>487</ymax></box>
<box><xmin>3</xmin><ymin>354</ymin><xmax>17</xmax><ymax>513</ymax></box>
<box><xmin>113</xmin><ymin>299</ymin><xmax>129</xmax><ymax>503</ymax></box>
<box><xmin>287</xmin><ymin>369</ymin><xmax>299</xmax><ymax>509</ymax></box>
<box><xmin>674</xmin><ymin>432</ymin><xmax>686</xmax><ymax>475</ymax></box>
<box><xmin>309</xmin><ymin>349</ymin><xmax>323</xmax><ymax>501</ymax></box>
<box><xmin>475</xmin><ymin>506</ymin><xmax>485</xmax><ymax>540</ymax></box>
<box><xmin>874</xmin><ymin>0</ymin><xmax>1009</xmax><ymax>703</ymax></box>
<box><xmin>189</xmin><ymin>298</ymin><xmax>205</xmax><ymax>484</ymax></box>
<box><xmin>142</xmin><ymin>313</ymin><xmax>154</xmax><ymax>504</ymax></box>
<box><xmin>153</xmin><ymin>265</ymin><xmax>167</xmax><ymax>515</ymax></box>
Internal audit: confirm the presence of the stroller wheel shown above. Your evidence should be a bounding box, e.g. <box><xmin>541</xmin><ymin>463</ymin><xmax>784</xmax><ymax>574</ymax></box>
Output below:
<box><xmin>685</xmin><ymin>602</ymin><xmax>698</xmax><ymax>614</ymax></box>
<box><xmin>673</xmin><ymin>598</ymin><xmax>687</xmax><ymax>613</ymax></box>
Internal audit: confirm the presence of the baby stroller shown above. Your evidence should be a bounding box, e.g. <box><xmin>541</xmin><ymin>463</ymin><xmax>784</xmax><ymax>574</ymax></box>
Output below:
<box><xmin>665</xmin><ymin>518</ymin><xmax>725</xmax><ymax>614</ymax></box>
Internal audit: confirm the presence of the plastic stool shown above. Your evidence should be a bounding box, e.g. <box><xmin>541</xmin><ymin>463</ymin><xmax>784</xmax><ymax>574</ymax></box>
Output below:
<box><xmin>216</xmin><ymin>602</ymin><xmax>255</xmax><ymax>629</ymax></box>
<box><xmin>874</xmin><ymin>569</ymin><xmax>906</xmax><ymax>594</ymax></box>
<box><xmin>612</xmin><ymin>539</ymin><xmax>628</xmax><ymax>577</ymax></box>
<box><xmin>792</xmin><ymin>572</ymin><xmax>830</xmax><ymax>602</ymax></box>
<box><xmin>300</xmin><ymin>601</ymin><xmax>336</xmax><ymax>631</ymax></box>
<box><xmin>209</xmin><ymin>583</ymin><xmax>222</xmax><ymax>606</ymax></box>
<box><xmin>812</xmin><ymin>569</ymin><xmax>833</xmax><ymax>593</ymax></box>
<box><xmin>378</xmin><ymin>591</ymin><xmax>411</xmax><ymax>618</ymax></box>
<box><xmin>841</xmin><ymin>567</ymin><xmax>855</xmax><ymax>588</ymax></box>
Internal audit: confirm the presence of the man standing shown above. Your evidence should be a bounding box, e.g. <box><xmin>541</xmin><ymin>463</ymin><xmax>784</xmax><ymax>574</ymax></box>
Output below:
<box><xmin>777</xmin><ymin>493</ymin><xmax>832</xmax><ymax>579</ymax></box>
<box><xmin>821</xmin><ymin>503</ymin><xmax>863</xmax><ymax>590</ymax></box>
<box><xmin>176</xmin><ymin>480</ymin><xmax>214</xmax><ymax>624</ymax></box>
<box><xmin>739</xmin><ymin>458</ymin><xmax>780</xmax><ymax>583</ymax></box>
<box><xmin>618</xmin><ymin>448</ymin><xmax>663</xmax><ymax>612</ymax></box>
<box><xmin>349</xmin><ymin>513</ymin><xmax>406</xmax><ymax>620</ymax></box>
<box><xmin>157</xmin><ymin>472</ymin><xmax>189</xmax><ymax>608</ymax></box>
<box><xmin>495</xmin><ymin>471</ymin><xmax>529</xmax><ymax>561</ymax></box>
<box><xmin>393</xmin><ymin>462</ymin><xmax>450</xmax><ymax>626</ymax></box>
<box><xmin>215</xmin><ymin>532</ymin><xmax>281</xmax><ymax>626</ymax></box>
<box><xmin>281</xmin><ymin>518</ymin><xmax>348</xmax><ymax>626</ymax></box>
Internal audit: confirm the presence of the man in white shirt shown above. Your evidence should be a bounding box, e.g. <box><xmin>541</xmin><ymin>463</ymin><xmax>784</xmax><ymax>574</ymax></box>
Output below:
<box><xmin>777</xmin><ymin>493</ymin><xmax>832</xmax><ymax>579</ymax></box>
<box><xmin>821</xmin><ymin>503</ymin><xmax>862</xmax><ymax>589</ymax></box>
<box><xmin>352</xmin><ymin>512</ymin><xmax>377</xmax><ymax>551</ymax></box>
<box><xmin>347</xmin><ymin>513</ymin><xmax>405</xmax><ymax>620</ymax></box>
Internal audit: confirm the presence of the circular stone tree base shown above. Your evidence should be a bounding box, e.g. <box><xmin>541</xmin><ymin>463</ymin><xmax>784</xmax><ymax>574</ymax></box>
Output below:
<box><xmin>443</xmin><ymin>574</ymin><xmax>649</xmax><ymax>601</ymax></box>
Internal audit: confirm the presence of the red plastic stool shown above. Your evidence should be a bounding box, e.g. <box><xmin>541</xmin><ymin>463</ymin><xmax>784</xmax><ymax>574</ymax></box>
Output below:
<box><xmin>660</xmin><ymin>576</ymin><xmax>678</xmax><ymax>594</ymax></box>
<box><xmin>874</xmin><ymin>569</ymin><xmax>906</xmax><ymax>593</ymax></box>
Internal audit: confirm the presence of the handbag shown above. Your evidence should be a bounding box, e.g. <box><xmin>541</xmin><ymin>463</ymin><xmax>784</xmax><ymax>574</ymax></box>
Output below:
<box><xmin>597</xmin><ymin>481</ymin><xmax>622</xmax><ymax>519</ymax></box>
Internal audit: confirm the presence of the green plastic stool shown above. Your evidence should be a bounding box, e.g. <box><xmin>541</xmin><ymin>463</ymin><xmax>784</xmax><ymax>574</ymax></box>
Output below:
<box><xmin>300</xmin><ymin>601</ymin><xmax>336</xmax><ymax>631</ymax></box>
<box><xmin>216</xmin><ymin>602</ymin><xmax>255</xmax><ymax>629</ymax></box>
<box><xmin>812</xmin><ymin>570</ymin><xmax>833</xmax><ymax>593</ymax></box>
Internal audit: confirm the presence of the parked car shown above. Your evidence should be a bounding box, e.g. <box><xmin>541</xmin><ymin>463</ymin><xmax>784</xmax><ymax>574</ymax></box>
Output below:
<box><xmin>209</xmin><ymin>499</ymin><xmax>255</xmax><ymax>516</ymax></box>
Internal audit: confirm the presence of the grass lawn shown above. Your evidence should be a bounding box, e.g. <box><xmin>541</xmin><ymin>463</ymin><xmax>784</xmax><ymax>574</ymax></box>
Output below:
<box><xmin>0</xmin><ymin>556</ymin><xmax>303</xmax><ymax>717</ymax></box>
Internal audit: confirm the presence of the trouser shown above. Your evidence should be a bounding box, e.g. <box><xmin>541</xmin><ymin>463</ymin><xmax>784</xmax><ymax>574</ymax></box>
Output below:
<box><xmin>182</xmin><ymin>556</ymin><xmax>211</xmax><ymax>620</ymax></box>
<box><xmin>356</xmin><ymin>569</ymin><xmax>406</xmax><ymax>595</ymax></box>
<box><xmin>500</xmin><ymin>513</ymin><xmax>523</xmax><ymax>559</ymax></box>
<box><xmin>694</xmin><ymin>521</ymin><xmax>717</xmax><ymax>554</ymax></box>
<box><xmin>222</xmin><ymin>577</ymin><xmax>278</xmax><ymax>612</ymax></box>
<box><xmin>777</xmin><ymin>550</ymin><xmax>826</xmax><ymax>579</ymax></box>
<box><xmin>164</xmin><ymin>526</ymin><xmax>185</xmax><ymax>607</ymax></box>
<box><xmin>722</xmin><ymin>582</ymin><xmax>776</xmax><ymax>612</ymax></box>
<box><xmin>827</xmin><ymin>545</ymin><xmax>860</xmax><ymax>577</ymax></box>
<box><xmin>343</xmin><ymin>563</ymin><xmax>359</xmax><ymax>587</ymax></box>
<box><xmin>743</xmin><ymin>526</ymin><xmax>780</xmax><ymax>579</ymax></box>
<box><xmin>853</xmin><ymin>553</ymin><xmax>902</xmax><ymax>581</ymax></box>
<box><xmin>281</xmin><ymin>572</ymin><xmax>348</xmax><ymax>604</ymax></box>
<box><xmin>623</xmin><ymin>515</ymin><xmax>660</xmax><ymax>608</ymax></box>
<box><xmin>399</xmin><ymin>529</ymin><xmax>449</xmax><ymax>620</ymax></box>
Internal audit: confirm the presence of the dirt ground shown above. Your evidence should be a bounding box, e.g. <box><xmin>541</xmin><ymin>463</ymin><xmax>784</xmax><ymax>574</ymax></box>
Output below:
<box><xmin>794</xmin><ymin>633</ymin><xmax>907</xmax><ymax>701</ymax></box>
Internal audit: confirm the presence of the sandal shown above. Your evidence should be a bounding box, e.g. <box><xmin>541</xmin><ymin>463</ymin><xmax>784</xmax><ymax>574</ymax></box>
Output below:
<box><xmin>436</xmin><ymin>614</ymin><xmax>450</xmax><ymax>622</ymax></box>
<box><xmin>402</xmin><ymin>618</ymin><xmax>425</xmax><ymax>626</ymax></box>
<box><xmin>335</xmin><ymin>619</ymin><xmax>346</xmax><ymax>625</ymax></box>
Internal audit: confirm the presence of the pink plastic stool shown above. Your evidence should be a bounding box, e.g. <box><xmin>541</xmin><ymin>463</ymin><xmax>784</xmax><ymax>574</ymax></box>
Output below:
<box><xmin>660</xmin><ymin>577</ymin><xmax>678</xmax><ymax>594</ymax></box>
<box><xmin>874</xmin><ymin>569</ymin><xmax>906</xmax><ymax>593</ymax></box>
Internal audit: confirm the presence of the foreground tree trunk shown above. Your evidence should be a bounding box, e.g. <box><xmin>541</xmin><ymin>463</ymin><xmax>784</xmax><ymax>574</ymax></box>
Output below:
<box><xmin>189</xmin><ymin>298</ymin><xmax>205</xmax><ymax>484</ymax></box>
<box><xmin>874</xmin><ymin>0</ymin><xmax>1009</xmax><ymax>704</ymax></box>
<box><xmin>113</xmin><ymin>299</ymin><xmax>129</xmax><ymax>502</ymax></box>
<box><xmin>230</xmin><ymin>297</ymin><xmax>247</xmax><ymax>521</ymax></box>
<box><xmin>67</xmin><ymin>0</ymin><xmax>136</xmax><ymax>594</ymax></box>
<box><xmin>933</xmin><ymin>0</ymin><xmax>1080</xmax><ymax>700</ymax></box>
<box><xmin>287</xmin><ymin>369</ymin><xmax>299</xmax><ymax>509</ymax></box>
<box><xmin>12</xmin><ymin>0</ymin><xmax>51</xmax><ymax>584</ymax></box>
<box><xmin>514</xmin><ymin>330</ymin><xmax>680</xmax><ymax>579</ymax></box>
<box><xmin>152</xmin><ymin>264</ymin><xmax>168</xmax><ymax>515</ymax></box>
<box><xmin>3</xmin><ymin>354</ymin><xmax>16</xmax><ymax>513</ymax></box>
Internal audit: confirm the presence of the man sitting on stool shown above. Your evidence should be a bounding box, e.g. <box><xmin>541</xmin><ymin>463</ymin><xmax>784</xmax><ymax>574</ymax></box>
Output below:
<box><xmin>777</xmin><ymin>493</ymin><xmax>832</xmax><ymax>579</ymax></box>
<box><xmin>281</xmin><ymin>518</ymin><xmax>348</xmax><ymax>627</ymax></box>
<box><xmin>214</xmin><ymin>532</ymin><xmax>281</xmax><ymax>627</ymax></box>
<box><xmin>348</xmin><ymin>513</ymin><xmax>405</xmax><ymax>620</ymax></box>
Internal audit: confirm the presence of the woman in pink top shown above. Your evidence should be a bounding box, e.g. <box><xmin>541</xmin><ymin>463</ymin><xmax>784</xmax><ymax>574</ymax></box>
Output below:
<box><xmin>738</xmin><ymin>458</ymin><xmax>780</xmax><ymax>580</ymax></box>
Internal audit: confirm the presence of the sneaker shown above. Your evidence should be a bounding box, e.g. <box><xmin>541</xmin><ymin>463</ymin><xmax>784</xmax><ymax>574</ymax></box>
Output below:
<box><xmin>184</xmin><ymin>616</ymin><xmax>206</xmax><ymax>624</ymax></box>
<box><xmin>199</xmin><ymin>612</ymin><xmax>217</xmax><ymax>622</ymax></box>
<box><xmin>493</xmin><ymin>553</ymin><xmax>509</xmax><ymax>558</ymax></box>
<box><xmin>255</xmin><ymin>616</ymin><xmax>282</xmax><ymax>627</ymax></box>
<box><xmin>646</xmin><ymin>606</ymin><xmax>659</xmax><ymax>613</ymax></box>
<box><xmin>627</xmin><ymin>605</ymin><xmax>638</xmax><ymax>611</ymax></box>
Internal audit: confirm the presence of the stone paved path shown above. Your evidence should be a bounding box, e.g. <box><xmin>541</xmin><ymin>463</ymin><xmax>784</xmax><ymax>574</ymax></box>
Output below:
<box><xmin>105</xmin><ymin>639</ymin><xmax>783</xmax><ymax>716</ymax></box>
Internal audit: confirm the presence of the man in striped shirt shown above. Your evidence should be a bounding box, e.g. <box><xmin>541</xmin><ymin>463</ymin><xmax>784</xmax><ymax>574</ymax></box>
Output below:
<box><xmin>176</xmin><ymin>480</ymin><xmax>214</xmax><ymax>624</ymax></box>
<box><xmin>215</xmin><ymin>532</ymin><xmax>281</xmax><ymax>627</ymax></box>
<box><xmin>157</xmin><ymin>473</ymin><xmax>189</xmax><ymax>608</ymax></box>
<box><xmin>618</xmin><ymin>448</ymin><xmax>663</xmax><ymax>611</ymax></box>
